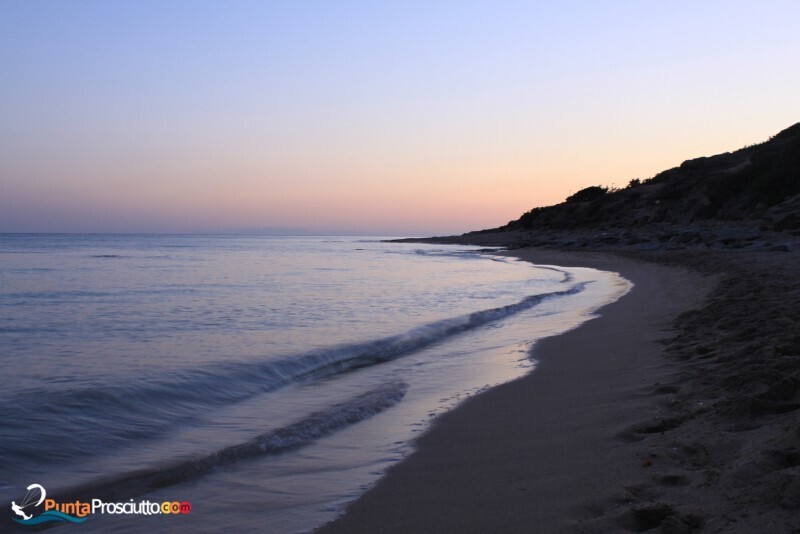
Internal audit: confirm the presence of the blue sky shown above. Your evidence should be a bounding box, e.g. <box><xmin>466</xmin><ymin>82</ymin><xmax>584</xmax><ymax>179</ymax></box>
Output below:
<box><xmin>1</xmin><ymin>1</ymin><xmax>798</xmax><ymax>234</ymax></box>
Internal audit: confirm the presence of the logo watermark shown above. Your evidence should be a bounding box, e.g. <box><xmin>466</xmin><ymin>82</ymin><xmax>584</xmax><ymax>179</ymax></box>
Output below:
<box><xmin>10</xmin><ymin>483</ymin><xmax>191</xmax><ymax>525</ymax></box>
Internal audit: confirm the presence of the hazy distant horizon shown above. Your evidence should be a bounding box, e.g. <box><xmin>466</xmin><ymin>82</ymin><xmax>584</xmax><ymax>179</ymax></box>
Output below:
<box><xmin>0</xmin><ymin>228</ymin><xmax>429</xmax><ymax>238</ymax></box>
<box><xmin>2</xmin><ymin>1</ymin><xmax>798</xmax><ymax>235</ymax></box>
<box><xmin>0</xmin><ymin>221</ymin><xmax>463</xmax><ymax>238</ymax></box>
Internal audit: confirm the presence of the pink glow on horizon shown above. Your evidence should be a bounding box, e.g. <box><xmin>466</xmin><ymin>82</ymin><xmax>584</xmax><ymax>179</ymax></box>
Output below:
<box><xmin>1</xmin><ymin>2</ymin><xmax>798</xmax><ymax>234</ymax></box>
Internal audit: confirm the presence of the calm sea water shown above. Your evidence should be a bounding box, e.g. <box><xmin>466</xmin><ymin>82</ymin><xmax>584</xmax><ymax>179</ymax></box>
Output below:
<box><xmin>0</xmin><ymin>234</ymin><xmax>629</xmax><ymax>532</ymax></box>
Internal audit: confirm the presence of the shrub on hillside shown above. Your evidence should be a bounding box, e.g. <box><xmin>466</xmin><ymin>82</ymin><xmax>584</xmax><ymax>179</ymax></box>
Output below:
<box><xmin>565</xmin><ymin>185</ymin><xmax>608</xmax><ymax>203</ymax></box>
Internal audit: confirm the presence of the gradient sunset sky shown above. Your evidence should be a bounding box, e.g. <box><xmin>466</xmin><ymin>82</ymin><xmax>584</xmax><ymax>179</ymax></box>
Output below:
<box><xmin>2</xmin><ymin>1</ymin><xmax>798</xmax><ymax>235</ymax></box>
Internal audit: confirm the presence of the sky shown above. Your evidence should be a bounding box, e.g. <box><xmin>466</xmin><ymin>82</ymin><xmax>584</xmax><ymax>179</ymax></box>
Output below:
<box><xmin>1</xmin><ymin>1</ymin><xmax>799</xmax><ymax>236</ymax></box>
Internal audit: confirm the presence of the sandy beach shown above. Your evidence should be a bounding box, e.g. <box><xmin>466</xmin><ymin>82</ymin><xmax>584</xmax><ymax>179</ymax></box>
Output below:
<box><xmin>321</xmin><ymin>245</ymin><xmax>800</xmax><ymax>533</ymax></box>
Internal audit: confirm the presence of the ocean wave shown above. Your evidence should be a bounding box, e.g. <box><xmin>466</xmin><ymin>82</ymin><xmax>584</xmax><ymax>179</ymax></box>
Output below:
<box><xmin>53</xmin><ymin>383</ymin><xmax>408</xmax><ymax>502</ymax></box>
<box><xmin>0</xmin><ymin>283</ymin><xmax>587</xmax><ymax>465</ymax></box>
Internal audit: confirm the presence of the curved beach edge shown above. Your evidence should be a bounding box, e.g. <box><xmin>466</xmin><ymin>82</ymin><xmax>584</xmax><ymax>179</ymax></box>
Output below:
<box><xmin>320</xmin><ymin>248</ymin><xmax>718</xmax><ymax>533</ymax></box>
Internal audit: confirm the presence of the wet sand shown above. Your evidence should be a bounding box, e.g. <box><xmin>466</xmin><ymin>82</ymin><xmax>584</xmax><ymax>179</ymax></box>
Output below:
<box><xmin>320</xmin><ymin>250</ymin><xmax>715</xmax><ymax>532</ymax></box>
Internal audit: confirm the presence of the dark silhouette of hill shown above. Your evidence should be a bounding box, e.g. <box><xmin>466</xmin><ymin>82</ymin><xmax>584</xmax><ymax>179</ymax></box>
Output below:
<box><xmin>457</xmin><ymin>122</ymin><xmax>800</xmax><ymax>250</ymax></box>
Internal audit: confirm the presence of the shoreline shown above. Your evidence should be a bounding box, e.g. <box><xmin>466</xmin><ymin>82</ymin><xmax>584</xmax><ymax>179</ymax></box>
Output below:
<box><xmin>320</xmin><ymin>249</ymin><xmax>715</xmax><ymax>532</ymax></box>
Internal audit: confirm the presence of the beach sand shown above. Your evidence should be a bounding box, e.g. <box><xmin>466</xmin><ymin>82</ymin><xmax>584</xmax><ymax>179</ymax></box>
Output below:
<box><xmin>320</xmin><ymin>250</ymin><xmax>711</xmax><ymax>532</ymax></box>
<box><xmin>321</xmin><ymin>246</ymin><xmax>800</xmax><ymax>533</ymax></box>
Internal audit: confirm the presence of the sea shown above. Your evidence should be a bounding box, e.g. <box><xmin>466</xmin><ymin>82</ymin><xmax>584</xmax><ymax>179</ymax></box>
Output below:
<box><xmin>0</xmin><ymin>234</ymin><xmax>630</xmax><ymax>532</ymax></box>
